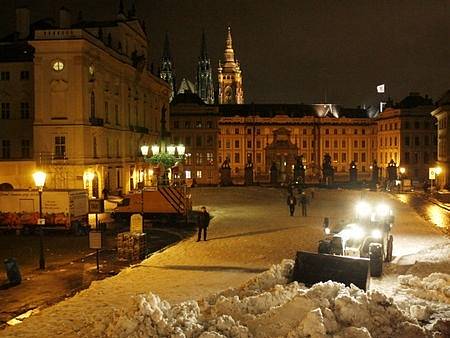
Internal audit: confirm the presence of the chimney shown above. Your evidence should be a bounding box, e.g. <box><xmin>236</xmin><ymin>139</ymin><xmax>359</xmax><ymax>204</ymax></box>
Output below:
<box><xmin>59</xmin><ymin>7</ymin><xmax>72</xmax><ymax>29</ymax></box>
<box><xmin>16</xmin><ymin>7</ymin><xmax>30</xmax><ymax>39</ymax></box>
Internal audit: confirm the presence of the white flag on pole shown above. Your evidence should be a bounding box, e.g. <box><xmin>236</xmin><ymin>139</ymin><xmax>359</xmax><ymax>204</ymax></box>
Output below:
<box><xmin>377</xmin><ymin>84</ymin><xmax>385</xmax><ymax>93</ymax></box>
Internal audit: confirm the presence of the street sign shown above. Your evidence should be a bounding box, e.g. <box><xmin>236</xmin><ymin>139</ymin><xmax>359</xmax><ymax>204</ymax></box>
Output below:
<box><xmin>429</xmin><ymin>168</ymin><xmax>436</xmax><ymax>180</ymax></box>
<box><xmin>88</xmin><ymin>199</ymin><xmax>104</xmax><ymax>213</ymax></box>
<box><xmin>38</xmin><ymin>218</ymin><xmax>45</xmax><ymax>225</ymax></box>
<box><xmin>89</xmin><ymin>231</ymin><xmax>103</xmax><ymax>249</ymax></box>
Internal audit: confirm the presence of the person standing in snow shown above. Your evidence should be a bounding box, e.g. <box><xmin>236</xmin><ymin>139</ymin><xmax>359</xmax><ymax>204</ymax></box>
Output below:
<box><xmin>287</xmin><ymin>194</ymin><xmax>297</xmax><ymax>216</ymax></box>
<box><xmin>197</xmin><ymin>206</ymin><xmax>210</xmax><ymax>241</ymax></box>
<box><xmin>300</xmin><ymin>192</ymin><xmax>308</xmax><ymax>216</ymax></box>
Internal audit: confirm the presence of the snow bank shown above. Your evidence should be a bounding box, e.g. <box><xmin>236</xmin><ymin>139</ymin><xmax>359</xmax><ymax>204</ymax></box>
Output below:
<box><xmin>105</xmin><ymin>260</ymin><xmax>449</xmax><ymax>338</ymax></box>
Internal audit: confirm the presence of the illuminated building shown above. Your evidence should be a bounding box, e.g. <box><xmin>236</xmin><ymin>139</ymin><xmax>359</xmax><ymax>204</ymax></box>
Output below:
<box><xmin>196</xmin><ymin>30</ymin><xmax>215</xmax><ymax>104</ymax></box>
<box><xmin>159</xmin><ymin>32</ymin><xmax>176</xmax><ymax>102</ymax></box>
<box><xmin>431</xmin><ymin>90</ymin><xmax>450</xmax><ymax>187</ymax></box>
<box><xmin>0</xmin><ymin>5</ymin><xmax>170</xmax><ymax>194</ymax></box>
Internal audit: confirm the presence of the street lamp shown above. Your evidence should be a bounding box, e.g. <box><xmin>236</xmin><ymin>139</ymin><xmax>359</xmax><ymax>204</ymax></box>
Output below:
<box><xmin>32</xmin><ymin>170</ymin><xmax>47</xmax><ymax>270</ymax></box>
<box><xmin>141</xmin><ymin>143</ymin><xmax>186</xmax><ymax>186</ymax></box>
<box><xmin>399</xmin><ymin>167</ymin><xmax>406</xmax><ymax>175</ymax></box>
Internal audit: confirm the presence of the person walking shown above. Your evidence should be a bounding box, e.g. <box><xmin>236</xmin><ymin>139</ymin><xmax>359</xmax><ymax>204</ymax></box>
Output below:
<box><xmin>287</xmin><ymin>194</ymin><xmax>297</xmax><ymax>216</ymax></box>
<box><xmin>197</xmin><ymin>206</ymin><xmax>210</xmax><ymax>241</ymax></box>
<box><xmin>300</xmin><ymin>192</ymin><xmax>308</xmax><ymax>216</ymax></box>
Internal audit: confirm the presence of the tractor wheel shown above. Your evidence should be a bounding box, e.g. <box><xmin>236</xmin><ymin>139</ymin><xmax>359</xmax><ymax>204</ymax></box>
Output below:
<box><xmin>385</xmin><ymin>235</ymin><xmax>394</xmax><ymax>262</ymax></box>
<box><xmin>369</xmin><ymin>243</ymin><xmax>383</xmax><ymax>277</ymax></box>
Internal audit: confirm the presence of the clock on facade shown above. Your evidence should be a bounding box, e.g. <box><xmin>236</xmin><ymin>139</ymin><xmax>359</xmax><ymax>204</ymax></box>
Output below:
<box><xmin>52</xmin><ymin>60</ymin><xmax>64</xmax><ymax>72</ymax></box>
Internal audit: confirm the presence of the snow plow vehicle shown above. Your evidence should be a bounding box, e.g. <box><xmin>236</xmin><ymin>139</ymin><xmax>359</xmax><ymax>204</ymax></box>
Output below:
<box><xmin>318</xmin><ymin>201</ymin><xmax>394</xmax><ymax>276</ymax></box>
<box><xmin>294</xmin><ymin>201</ymin><xmax>394</xmax><ymax>291</ymax></box>
<box><xmin>112</xmin><ymin>186</ymin><xmax>192</xmax><ymax>226</ymax></box>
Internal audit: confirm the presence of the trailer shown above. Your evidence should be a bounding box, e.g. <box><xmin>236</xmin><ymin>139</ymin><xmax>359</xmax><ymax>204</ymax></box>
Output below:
<box><xmin>112</xmin><ymin>186</ymin><xmax>192</xmax><ymax>225</ymax></box>
<box><xmin>0</xmin><ymin>189</ymin><xmax>89</xmax><ymax>233</ymax></box>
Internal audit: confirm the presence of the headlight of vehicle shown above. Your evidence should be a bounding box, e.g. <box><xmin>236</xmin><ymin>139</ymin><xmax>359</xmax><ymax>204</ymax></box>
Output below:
<box><xmin>355</xmin><ymin>201</ymin><xmax>371</xmax><ymax>218</ymax></box>
<box><xmin>324</xmin><ymin>227</ymin><xmax>331</xmax><ymax>235</ymax></box>
<box><xmin>371</xmin><ymin>229</ymin><xmax>382</xmax><ymax>239</ymax></box>
<box><xmin>376</xmin><ymin>204</ymin><xmax>390</xmax><ymax>217</ymax></box>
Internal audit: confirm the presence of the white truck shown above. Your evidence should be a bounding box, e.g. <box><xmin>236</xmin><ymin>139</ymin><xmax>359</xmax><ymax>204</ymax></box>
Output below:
<box><xmin>0</xmin><ymin>190</ymin><xmax>89</xmax><ymax>233</ymax></box>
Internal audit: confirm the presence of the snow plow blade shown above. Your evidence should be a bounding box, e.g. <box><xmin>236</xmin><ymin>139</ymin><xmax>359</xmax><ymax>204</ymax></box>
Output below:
<box><xmin>293</xmin><ymin>251</ymin><xmax>370</xmax><ymax>291</ymax></box>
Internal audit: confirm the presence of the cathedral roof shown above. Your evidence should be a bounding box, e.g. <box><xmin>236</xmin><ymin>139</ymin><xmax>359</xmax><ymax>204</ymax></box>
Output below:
<box><xmin>177</xmin><ymin>78</ymin><xmax>196</xmax><ymax>94</ymax></box>
<box><xmin>171</xmin><ymin>92</ymin><xmax>205</xmax><ymax>105</ymax></box>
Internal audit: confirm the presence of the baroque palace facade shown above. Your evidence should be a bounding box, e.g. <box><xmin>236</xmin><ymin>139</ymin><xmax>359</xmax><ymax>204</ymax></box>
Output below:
<box><xmin>170</xmin><ymin>92</ymin><xmax>437</xmax><ymax>186</ymax></box>
<box><xmin>0</xmin><ymin>5</ymin><xmax>170</xmax><ymax>195</ymax></box>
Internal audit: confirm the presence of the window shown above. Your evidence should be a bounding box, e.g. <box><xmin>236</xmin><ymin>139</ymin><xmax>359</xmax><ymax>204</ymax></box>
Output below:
<box><xmin>235</xmin><ymin>140</ymin><xmax>240</xmax><ymax>148</ymax></box>
<box><xmin>325</xmin><ymin>129</ymin><xmax>329</xmax><ymax>135</ymax></box>
<box><xmin>55</xmin><ymin>136</ymin><xmax>66</xmax><ymax>158</ymax></box>
<box><xmin>354</xmin><ymin>129</ymin><xmax>358</xmax><ymax>135</ymax></box>
<box><xmin>256</xmin><ymin>153</ymin><xmax>262</xmax><ymax>163</ymax></box>
<box><xmin>415</xmin><ymin>136</ymin><xmax>420</xmax><ymax>146</ymax></box>
<box><xmin>196</xmin><ymin>136</ymin><xmax>202</xmax><ymax>147</ymax></box>
<box><xmin>342</xmin><ymin>140</ymin><xmax>346</xmax><ymax>148</ymax></box>
<box><xmin>380</xmin><ymin>138</ymin><xmax>383</xmax><ymax>147</ymax></box>
<box><xmin>404</xmin><ymin>152</ymin><xmax>410</xmax><ymax>164</ymax></box>
<box><xmin>311</xmin><ymin>140</ymin><xmax>315</xmax><ymax>147</ymax></box>
<box><xmin>362</xmin><ymin>140</ymin><xmax>366</xmax><ymax>148</ymax></box>
<box><xmin>93</xmin><ymin>137</ymin><xmax>98</xmax><ymax>158</ymax></box>
<box><xmin>256</xmin><ymin>128</ymin><xmax>261</xmax><ymax>135</ymax></box>
<box><xmin>20</xmin><ymin>70</ymin><xmax>30</xmax><ymax>80</ymax></box>
<box><xmin>226</xmin><ymin>141</ymin><xmax>230</xmax><ymax>149</ymax></box>
<box><xmin>341</xmin><ymin>153</ymin><xmax>347</xmax><ymax>162</ymax></box>
<box><xmin>2</xmin><ymin>140</ymin><xmax>10</xmax><ymax>158</ymax></box>
<box><xmin>218</xmin><ymin>140</ymin><xmax>222</xmax><ymax>148</ymax></box>
<box><xmin>303</xmin><ymin>129</ymin><xmax>307</xmax><ymax>135</ymax></box>
<box><xmin>206</xmin><ymin>152</ymin><xmax>214</xmax><ymax>164</ymax></box>
<box><xmin>333</xmin><ymin>153</ymin><xmax>338</xmax><ymax>161</ymax></box>
<box><xmin>90</xmin><ymin>92</ymin><xmax>96</xmax><ymax>118</ymax></box>
<box><xmin>196</xmin><ymin>170</ymin><xmax>202</xmax><ymax>178</ymax></box>
<box><xmin>354</xmin><ymin>140</ymin><xmax>358</xmax><ymax>148</ymax></box>
<box><xmin>234</xmin><ymin>152</ymin><xmax>240</xmax><ymax>163</ymax></box>
<box><xmin>247</xmin><ymin>128</ymin><xmax>252</xmax><ymax>135</ymax></box>
<box><xmin>173</xmin><ymin>121</ymin><xmax>179</xmax><ymax>129</ymax></box>
<box><xmin>394</xmin><ymin>137</ymin><xmax>397</xmax><ymax>146</ymax></box>
<box><xmin>21</xmin><ymin>139</ymin><xmax>30</xmax><ymax>158</ymax></box>
<box><xmin>424</xmin><ymin>135</ymin><xmax>429</xmax><ymax>146</ymax></box>
<box><xmin>256</xmin><ymin>140</ymin><xmax>261</xmax><ymax>148</ymax></box>
<box><xmin>104</xmin><ymin>101</ymin><xmax>109</xmax><ymax>123</ymax></box>
<box><xmin>354</xmin><ymin>152</ymin><xmax>358</xmax><ymax>162</ymax></box>
<box><xmin>247</xmin><ymin>140</ymin><xmax>252</xmax><ymax>148</ymax></box>
<box><xmin>1</xmin><ymin>71</ymin><xmax>10</xmax><ymax>80</ymax></box>
<box><xmin>342</xmin><ymin>129</ymin><xmax>346</xmax><ymax>135</ymax></box>
<box><xmin>1</xmin><ymin>102</ymin><xmax>10</xmax><ymax>119</ymax></box>
<box><xmin>184</xmin><ymin>121</ymin><xmax>191</xmax><ymax>128</ymax></box>
<box><xmin>325</xmin><ymin>140</ymin><xmax>330</xmax><ymax>148</ymax></box>
<box><xmin>404</xmin><ymin>136</ymin><xmax>410</xmax><ymax>146</ymax></box>
<box><xmin>196</xmin><ymin>153</ymin><xmax>202</xmax><ymax>165</ymax></box>
<box><xmin>362</xmin><ymin>129</ymin><xmax>366</xmax><ymax>135</ymax></box>
<box><xmin>302</xmin><ymin>140</ymin><xmax>307</xmax><ymax>148</ymax></box>
<box><xmin>334</xmin><ymin>129</ymin><xmax>337</xmax><ymax>135</ymax></box>
<box><xmin>115</xmin><ymin>104</ymin><xmax>119</xmax><ymax>125</ymax></box>
<box><xmin>206</xmin><ymin>121</ymin><xmax>213</xmax><ymax>128</ymax></box>
<box><xmin>414</xmin><ymin>153</ymin><xmax>419</xmax><ymax>164</ymax></box>
<box><xmin>362</xmin><ymin>152</ymin><xmax>366</xmax><ymax>162</ymax></box>
<box><xmin>185</xmin><ymin>170</ymin><xmax>192</xmax><ymax>179</ymax></box>
<box><xmin>389</xmin><ymin>137</ymin><xmax>392</xmax><ymax>146</ymax></box>
<box><xmin>404</xmin><ymin>121</ymin><xmax>410</xmax><ymax>129</ymax></box>
<box><xmin>333</xmin><ymin>140</ymin><xmax>338</xmax><ymax>148</ymax></box>
<box><xmin>206</xmin><ymin>135</ymin><xmax>213</xmax><ymax>146</ymax></box>
<box><xmin>20</xmin><ymin>102</ymin><xmax>30</xmax><ymax>119</ymax></box>
<box><xmin>235</xmin><ymin>128</ymin><xmax>239</xmax><ymax>134</ymax></box>
<box><xmin>52</xmin><ymin>60</ymin><xmax>64</xmax><ymax>72</ymax></box>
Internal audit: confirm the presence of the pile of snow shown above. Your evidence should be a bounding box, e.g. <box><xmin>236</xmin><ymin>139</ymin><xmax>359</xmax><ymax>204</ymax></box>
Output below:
<box><xmin>104</xmin><ymin>259</ymin><xmax>449</xmax><ymax>338</ymax></box>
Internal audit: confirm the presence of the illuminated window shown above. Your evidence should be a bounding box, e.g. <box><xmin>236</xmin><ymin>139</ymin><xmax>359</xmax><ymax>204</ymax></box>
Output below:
<box><xmin>52</xmin><ymin>60</ymin><xmax>64</xmax><ymax>72</ymax></box>
<box><xmin>196</xmin><ymin>170</ymin><xmax>202</xmax><ymax>178</ymax></box>
<box><xmin>55</xmin><ymin>136</ymin><xmax>66</xmax><ymax>159</ymax></box>
<box><xmin>185</xmin><ymin>170</ymin><xmax>192</xmax><ymax>179</ymax></box>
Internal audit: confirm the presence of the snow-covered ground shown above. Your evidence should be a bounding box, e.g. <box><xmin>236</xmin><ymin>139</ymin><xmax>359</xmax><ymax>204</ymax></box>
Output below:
<box><xmin>1</xmin><ymin>187</ymin><xmax>448</xmax><ymax>338</ymax></box>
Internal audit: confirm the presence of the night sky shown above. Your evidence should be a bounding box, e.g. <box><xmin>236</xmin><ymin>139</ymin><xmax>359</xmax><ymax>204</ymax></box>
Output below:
<box><xmin>1</xmin><ymin>0</ymin><xmax>449</xmax><ymax>107</ymax></box>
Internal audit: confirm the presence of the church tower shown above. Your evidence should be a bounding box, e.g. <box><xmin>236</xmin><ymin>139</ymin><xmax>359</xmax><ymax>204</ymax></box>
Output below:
<box><xmin>196</xmin><ymin>30</ymin><xmax>215</xmax><ymax>104</ymax></box>
<box><xmin>218</xmin><ymin>27</ymin><xmax>244</xmax><ymax>104</ymax></box>
<box><xmin>159</xmin><ymin>32</ymin><xmax>176</xmax><ymax>101</ymax></box>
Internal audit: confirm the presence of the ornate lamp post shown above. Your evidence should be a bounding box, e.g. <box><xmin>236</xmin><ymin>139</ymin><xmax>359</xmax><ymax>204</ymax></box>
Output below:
<box><xmin>32</xmin><ymin>170</ymin><xmax>47</xmax><ymax>270</ymax></box>
<box><xmin>141</xmin><ymin>143</ymin><xmax>185</xmax><ymax>186</ymax></box>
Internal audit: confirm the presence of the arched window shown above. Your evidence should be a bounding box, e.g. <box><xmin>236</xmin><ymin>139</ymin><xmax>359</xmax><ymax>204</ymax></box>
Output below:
<box><xmin>90</xmin><ymin>92</ymin><xmax>96</xmax><ymax>118</ymax></box>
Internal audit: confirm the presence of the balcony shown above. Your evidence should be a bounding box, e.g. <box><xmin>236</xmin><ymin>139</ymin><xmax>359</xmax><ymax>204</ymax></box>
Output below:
<box><xmin>89</xmin><ymin>117</ymin><xmax>104</xmax><ymax>126</ymax></box>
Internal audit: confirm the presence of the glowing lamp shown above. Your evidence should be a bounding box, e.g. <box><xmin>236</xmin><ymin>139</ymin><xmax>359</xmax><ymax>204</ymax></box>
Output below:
<box><xmin>140</xmin><ymin>145</ymin><xmax>149</xmax><ymax>156</ymax></box>
<box><xmin>151</xmin><ymin>144</ymin><xmax>160</xmax><ymax>155</ymax></box>
<box><xmin>33</xmin><ymin>171</ymin><xmax>47</xmax><ymax>189</ymax></box>
<box><xmin>177</xmin><ymin>144</ymin><xmax>185</xmax><ymax>156</ymax></box>
<box><xmin>435</xmin><ymin>167</ymin><xmax>442</xmax><ymax>175</ymax></box>
<box><xmin>399</xmin><ymin>167</ymin><xmax>406</xmax><ymax>174</ymax></box>
<box><xmin>167</xmin><ymin>145</ymin><xmax>176</xmax><ymax>155</ymax></box>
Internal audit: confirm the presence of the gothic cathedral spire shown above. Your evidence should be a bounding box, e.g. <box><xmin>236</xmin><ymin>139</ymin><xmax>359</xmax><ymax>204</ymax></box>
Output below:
<box><xmin>196</xmin><ymin>30</ymin><xmax>215</xmax><ymax>104</ymax></box>
<box><xmin>218</xmin><ymin>26</ymin><xmax>244</xmax><ymax>104</ymax></box>
<box><xmin>159</xmin><ymin>32</ymin><xmax>176</xmax><ymax>102</ymax></box>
